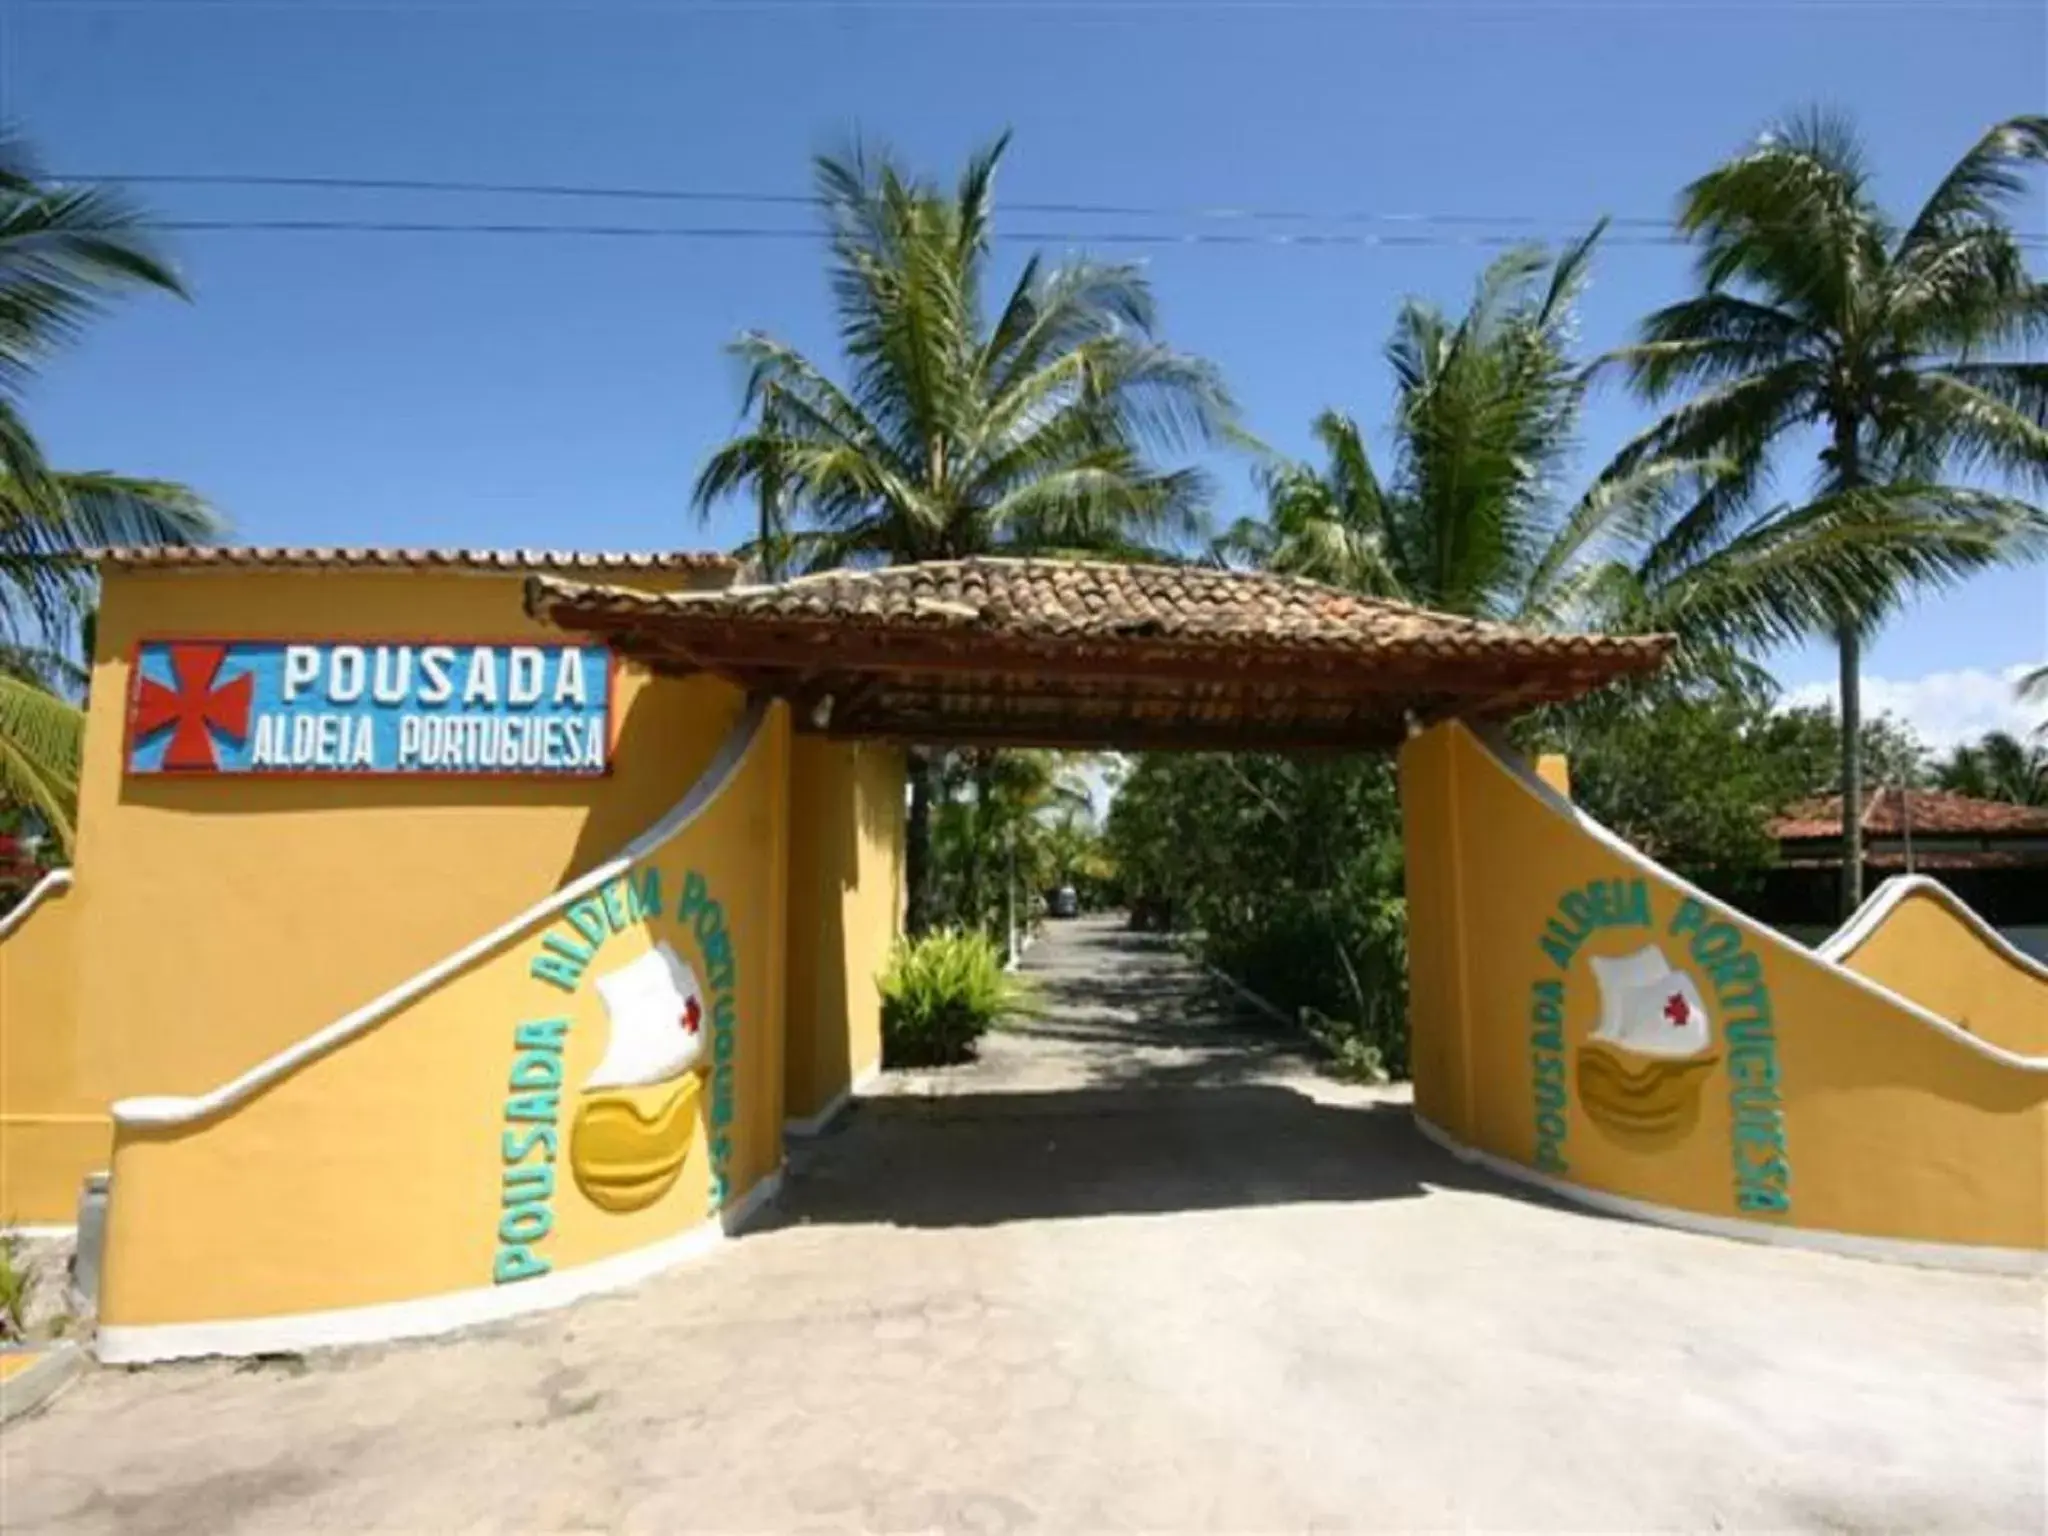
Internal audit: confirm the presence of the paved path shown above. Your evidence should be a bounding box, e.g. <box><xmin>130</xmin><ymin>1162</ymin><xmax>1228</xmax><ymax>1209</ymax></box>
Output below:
<box><xmin>4</xmin><ymin>916</ymin><xmax>2043</xmax><ymax>1532</ymax></box>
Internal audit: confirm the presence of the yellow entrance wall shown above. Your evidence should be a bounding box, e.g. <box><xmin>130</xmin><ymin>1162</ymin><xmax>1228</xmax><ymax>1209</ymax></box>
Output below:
<box><xmin>99</xmin><ymin>703</ymin><xmax>791</xmax><ymax>1331</ymax></box>
<box><xmin>0</xmin><ymin>875</ymin><xmax>104</xmax><ymax>1224</ymax></box>
<box><xmin>1823</xmin><ymin>879</ymin><xmax>2048</xmax><ymax>1059</ymax></box>
<box><xmin>783</xmin><ymin>738</ymin><xmax>906</xmax><ymax>1125</ymax></box>
<box><xmin>1402</xmin><ymin>720</ymin><xmax>2048</xmax><ymax>1256</ymax></box>
<box><xmin>73</xmin><ymin>564</ymin><xmax>731</xmax><ymax>1106</ymax></box>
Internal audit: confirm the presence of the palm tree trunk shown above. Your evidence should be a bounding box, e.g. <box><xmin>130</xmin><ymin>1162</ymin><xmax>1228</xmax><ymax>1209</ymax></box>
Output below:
<box><xmin>1838</xmin><ymin>624</ymin><xmax>1864</xmax><ymax>918</ymax></box>
<box><xmin>966</xmin><ymin>752</ymin><xmax>997</xmax><ymax>934</ymax></box>
<box><xmin>905</xmin><ymin>748</ymin><xmax>937</xmax><ymax>936</ymax></box>
<box><xmin>1830</xmin><ymin>411</ymin><xmax>1867</xmax><ymax>921</ymax></box>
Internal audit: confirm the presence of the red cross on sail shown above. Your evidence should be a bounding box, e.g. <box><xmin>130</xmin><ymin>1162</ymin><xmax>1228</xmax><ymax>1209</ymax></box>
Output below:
<box><xmin>586</xmin><ymin>942</ymin><xmax>710</xmax><ymax>1092</ymax></box>
<box><xmin>132</xmin><ymin>644</ymin><xmax>254</xmax><ymax>770</ymax></box>
<box><xmin>1587</xmin><ymin>946</ymin><xmax>1713</xmax><ymax>1060</ymax></box>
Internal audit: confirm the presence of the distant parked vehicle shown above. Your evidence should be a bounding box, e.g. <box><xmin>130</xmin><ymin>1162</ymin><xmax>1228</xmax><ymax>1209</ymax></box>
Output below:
<box><xmin>1048</xmin><ymin>885</ymin><xmax>1080</xmax><ymax>918</ymax></box>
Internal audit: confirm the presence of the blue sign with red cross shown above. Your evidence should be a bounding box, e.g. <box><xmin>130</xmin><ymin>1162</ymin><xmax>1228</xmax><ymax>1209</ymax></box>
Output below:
<box><xmin>125</xmin><ymin>639</ymin><xmax>614</xmax><ymax>777</ymax></box>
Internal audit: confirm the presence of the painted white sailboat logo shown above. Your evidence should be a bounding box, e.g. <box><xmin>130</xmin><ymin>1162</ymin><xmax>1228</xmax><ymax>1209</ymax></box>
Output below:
<box><xmin>587</xmin><ymin>942</ymin><xmax>708</xmax><ymax>1090</ymax></box>
<box><xmin>1588</xmin><ymin>946</ymin><xmax>1713</xmax><ymax>1059</ymax></box>
<box><xmin>1576</xmin><ymin>943</ymin><xmax>1720</xmax><ymax>1143</ymax></box>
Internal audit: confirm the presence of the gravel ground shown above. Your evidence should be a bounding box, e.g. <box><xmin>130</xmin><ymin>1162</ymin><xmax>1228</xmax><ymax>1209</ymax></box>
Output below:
<box><xmin>2</xmin><ymin>915</ymin><xmax>2042</xmax><ymax>1533</ymax></box>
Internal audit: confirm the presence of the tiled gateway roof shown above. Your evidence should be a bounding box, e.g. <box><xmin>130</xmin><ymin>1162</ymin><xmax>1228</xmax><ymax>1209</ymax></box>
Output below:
<box><xmin>528</xmin><ymin>557</ymin><xmax>1672</xmax><ymax>751</ymax></box>
<box><xmin>531</xmin><ymin>557</ymin><xmax>1673</xmax><ymax>663</ymax></box>
<box><xmin>94</xmin><ymin>546</ymin><xmax>735</xmax><ymax>574</ymax></box>
<box><xmin>1775</xmin><ymin>788</ymin><xmax>2048</xmax><ymax>841</ymax></box>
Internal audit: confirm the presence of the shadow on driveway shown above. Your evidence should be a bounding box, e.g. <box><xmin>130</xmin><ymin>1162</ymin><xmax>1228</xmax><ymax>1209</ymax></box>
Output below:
<box><xmin>774</xmin><ymin>913</ymin><xmax>1504</xmax><ymax>1231</ymax></box>
<box><xmin>776</xmin><ymin>1088</ymin><xmax>1491</xmax><ymax>1230</ymax></box>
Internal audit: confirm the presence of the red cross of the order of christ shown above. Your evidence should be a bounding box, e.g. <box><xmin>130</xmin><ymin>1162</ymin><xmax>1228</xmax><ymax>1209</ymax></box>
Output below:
<box><xmin>1663</xmin><ymin>992</ymin><xmax>1691</xmax><ymax>1027</ymax></box>
<box><xmin>132</xmin><ymin>643</ymin><xmax>254</xmax><ymax>771</ymax></box>
<box><xmin>681</xmin><ymin>995</ymin><xmax>703</xmax><ymax>1038</ymax></box>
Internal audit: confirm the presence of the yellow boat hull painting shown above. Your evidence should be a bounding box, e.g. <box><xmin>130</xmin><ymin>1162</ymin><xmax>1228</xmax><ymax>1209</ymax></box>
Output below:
<box><xmin>570</xmin><ymin>1075</ymin><xmax>704</xmax><ymax>1213</ymax></box>
<box><xmin>1574</xmin><ymin>1043</ymin><xmax>1719</xmax><ymax>1146</ymax></box>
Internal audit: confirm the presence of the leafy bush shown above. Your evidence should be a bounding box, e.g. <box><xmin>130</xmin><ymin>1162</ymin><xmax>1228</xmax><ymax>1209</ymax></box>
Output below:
<box><xmin>879</xmin><ymin>928</ymin><xmax>1028</xmax><ymax>1067</ymax></box>
<box><xmin>0</xmin><ymin>1227</ymin><xmax>26</xmax><ymax>1341</ymax></box>
<box><xmin>1302</xmin><ymin>1008</ymin><xmax>1390</xmax><ymax>1085</ymax></box>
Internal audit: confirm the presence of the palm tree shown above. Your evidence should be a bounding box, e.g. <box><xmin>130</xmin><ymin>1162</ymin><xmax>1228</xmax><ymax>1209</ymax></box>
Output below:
<box><xmin>931</xmin><ymin>747</ymin><xmax>1094</xmax><ymax>937</ymax></box>
<box><xmin>1607</xmin><ymin>111</ymin><xmax>2048</xmax><ymax>914</ymax></box>
<box><xmin>1215</xmin><ymin>231</ymin><xmax>1932</xmax><ymax>694</ymax></box>
<box><xmin>1933</xmin><ymin>730</ymin><xmax>2047</xmax><ymax>806</ymax></box>
<box><xmin>694</xmin><ymin>134</ymin><xmax>1232</xmax><ymax>930</ymax></box>
<box><xmin>1</xmin><ymin>130</ymin><xmax>223</xmax><ymax>852</ymax></box>
<box><xmin>1218</xmin><ymin>228</ymin><xmax>1688</xmax><ymax>621</ymax></box>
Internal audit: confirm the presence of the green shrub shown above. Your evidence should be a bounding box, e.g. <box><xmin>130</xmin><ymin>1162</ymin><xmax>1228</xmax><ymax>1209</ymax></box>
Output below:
<box><xmin>1301</xmin><ymin>1008</ymin><xmax>1390</xmax><ymax>1085</ymax></box>
<box><xmin>0</xmin><ymin>1227</ymin><xmax>26</xmax><ymax>1342</ymax></box>
<box><xmin>879</xmin><ymin>928</ymin><xmax>1027</xmax><ymax>1067</ymax></box>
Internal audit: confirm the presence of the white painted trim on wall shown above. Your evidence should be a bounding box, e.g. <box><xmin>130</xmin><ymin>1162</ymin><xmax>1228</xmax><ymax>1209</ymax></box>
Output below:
<box><xmin>1470</xmin><ymin>724</ymin><xmax>2048</xmax><ymax>1073</ymax></box>
<box><xmin>783</xmin><ymin>1063</ymin><xmax>881</xmax><ymax>1137</ymax></box>
<box><xmin>95</xmin><ymin>1167</ymin><xmax>784</xmax><ymax>1364</ymax></box>
<box><xmin>113</xmin><ymin>698</ymin><xmax>773</xmax><ymax>1128</ymax></box>
<box><xmin>1820</xmin><ymin>873</ymin><xmax>2048</xmax><ymax>982</ymax></box>
<box><xmin>0</xmin><ymin>868</ymin><xmax>73</xmax><ymax>942</ymax></box>
<box><xmin>1412</xmin><ymin>1112</ymin><xmax>2044</xmax><ymax>1277</ymax></box>
<box><xmin>8</xmin><ymin>1224</ymin><xmax>77</xmax><ymax>1241</ymax></box>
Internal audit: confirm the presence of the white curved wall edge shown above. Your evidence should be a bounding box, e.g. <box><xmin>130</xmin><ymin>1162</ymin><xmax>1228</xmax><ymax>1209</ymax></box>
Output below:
<box><xmin>1821</xmin><ymin>873</ymin><xmax>2048</xmax><ymax>982</ymax></box>
<box><xmin>95</xmin><ymin>1166</ymin><xmax>783</xmax><ymax>1364</ymax></box>
<box><xmin>1473</xmin><ymin>724</ymin><xmax>2048</xmax><ymax>1073</ymax></box>
<box><xmin>1412</xmin><ymin>1112</ymin><xmax>2045</xmax><ymax>1277</ymax></box>
<box><xmin>0</xmin><ymin>868</ymin><xmax>73</xmax><ymax>942</ymax></box>
<box><xmin>784</xmin><ymin>1064</ymin><xmax>882</xmax><ymax>1138</ymax></box>
<box><xmin>8</xmin><ymin>1224</ymin><xmax>77</xmax><ymax>1240</ymax></box>
<box><xmin>114</xmin><ymin>697</ymin><xmax>774</xmax><ymax>1128</ymax></box>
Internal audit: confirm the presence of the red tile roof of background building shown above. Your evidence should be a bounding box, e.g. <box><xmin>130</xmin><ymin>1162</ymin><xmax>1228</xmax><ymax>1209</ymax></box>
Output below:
<box><xmin>1772</xmin><ymin>788</ymin><xmax>2048</xmax><ymax>841</ymax></box>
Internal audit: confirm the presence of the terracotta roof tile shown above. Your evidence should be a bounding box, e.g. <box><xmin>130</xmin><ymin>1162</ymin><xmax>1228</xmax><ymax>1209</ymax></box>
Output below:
<box><xmin>1774</xmin><ymin>788</ymin><xmax>2048</xmax><ymax>840</ymax></box>
<box><xmin>525</xmin><ymin>558</ymin><xmax>1671</xmax><ymax>750</ymax></box>
<box><xmin>93</xmin><ymin>545</ymin><xmax>734</xmax><ymax>574</ymax></box>
<box><xmin>529</xmin><ymin>557</ymin><xmax>1675</xmax><ymax>665</ymax></box>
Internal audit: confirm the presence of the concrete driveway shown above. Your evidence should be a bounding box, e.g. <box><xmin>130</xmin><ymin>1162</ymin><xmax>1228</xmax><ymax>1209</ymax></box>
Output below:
<box><xmin>4</xmin><ymin>916</ymin><xmax>2043</xmax><ymax>1533</ymax></box>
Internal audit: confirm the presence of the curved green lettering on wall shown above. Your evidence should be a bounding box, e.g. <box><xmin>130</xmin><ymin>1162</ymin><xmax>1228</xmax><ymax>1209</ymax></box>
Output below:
<box><xmin>1530</xmin><ymin>879</ymin><xmax>1790</xmax><ymax>1214</ymax></box>
<box><xmin>491</xmin><ymin>863</ymin><xmax>739</xmax><ymax>1287</ymax></box>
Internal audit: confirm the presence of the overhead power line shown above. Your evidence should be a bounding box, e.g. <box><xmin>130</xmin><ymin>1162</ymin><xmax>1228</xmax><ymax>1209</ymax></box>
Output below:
<box><xmin>13</xmin><ymin>0</ymin><xmax>2035</xmax><ymax>10</ymax></box>
<box><xmin>15</xmin><ymin>0</ymin><xmax>2040</xmax><ymax>11</ymax></box>
<box><xmin>125</xmin><ymin>218</ymin><xmax>2048</xmax><ymax>250</ymax></box>
<box><xmin>59</xmin><ymin>171</ymin><xmax>2048</xmax><ymax>243</ymax></box>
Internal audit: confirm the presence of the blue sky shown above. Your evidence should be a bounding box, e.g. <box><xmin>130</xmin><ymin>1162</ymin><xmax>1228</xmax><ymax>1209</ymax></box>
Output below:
<box><xmin>4</xmin><ymin>0</ymin><xmax>2044</xmax><ymax>744</ymax></box>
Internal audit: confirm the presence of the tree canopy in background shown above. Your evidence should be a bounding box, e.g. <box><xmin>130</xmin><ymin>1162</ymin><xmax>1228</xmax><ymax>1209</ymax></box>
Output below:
<box><xmin>1933</xmin><ymin>730</ymin><xmax>2047</xmax><ymax>807</ymax></box>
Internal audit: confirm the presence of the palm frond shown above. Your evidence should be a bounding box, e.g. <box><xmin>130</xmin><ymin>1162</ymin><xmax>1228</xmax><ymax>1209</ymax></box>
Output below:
<box><xmin>0</xmin><ymin>670</ymin><xmax>81</xmax><ymax>854</ymax></box>
<box><xmin>1880</xmin><ymin>369</ymin><xmax>2048</xmax><ymax>489</ymax></box>
<box><xmin>1</xmin><ymin>467</ymin><xmax>222</xmax><ymax>641</ymax></box>
<box><xmin>1620</xmin><ymin>293</ymin><xmax>1820</xmax><ymax>397</ymax></box>
<box><xmin>1</xmin><ymin>139</ymin><xmax>185</xmax><ymax>391</ymax></box>
<box><xmin>1521</xmin><ymin>454</ymin><xmax>1721</xmax><ymax>626</ymax></box>
<box><xmin>1646</xmin><ymin>482</ymin><xmax>2045</xmax><ymax>649</ymax></box>
<box><xmin>1677</xmin><ymin>108</ymin><xmax>1884</xmax><ymax>324</ymax></box>
<box><xmin>1896</xmin><ymin>115</ymin><xmax>2048</xmax><ymax>261</ymax></box>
